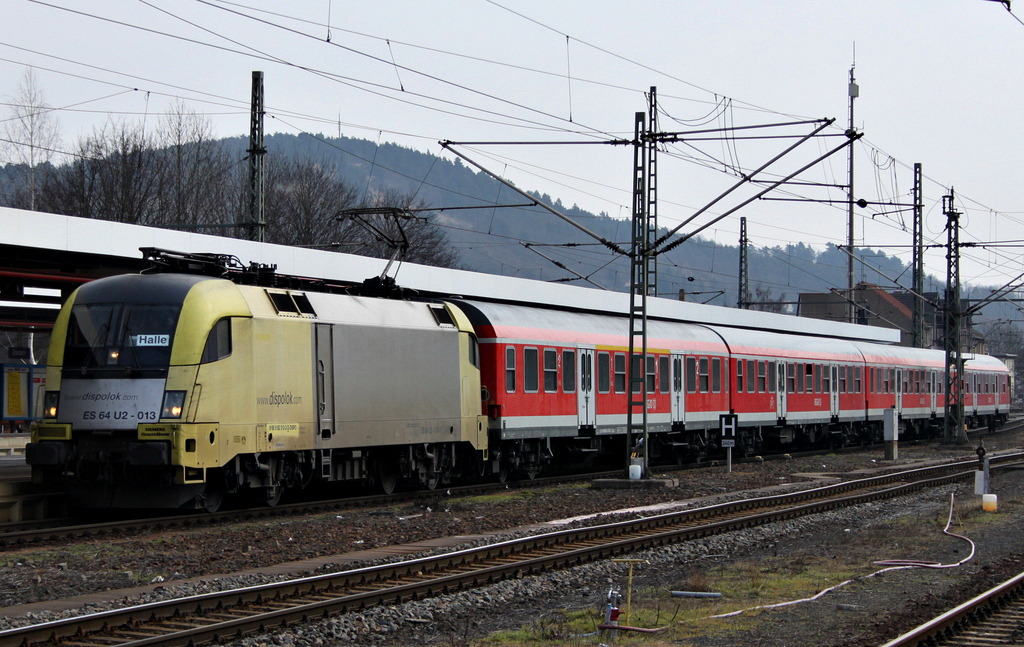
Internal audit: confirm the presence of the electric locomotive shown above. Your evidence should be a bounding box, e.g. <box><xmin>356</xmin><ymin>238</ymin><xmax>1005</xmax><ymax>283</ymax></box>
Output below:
<box><xmin>27</xmin><ymin>265</ymin><xmax>487</xmax><ymax>511</ymax></box>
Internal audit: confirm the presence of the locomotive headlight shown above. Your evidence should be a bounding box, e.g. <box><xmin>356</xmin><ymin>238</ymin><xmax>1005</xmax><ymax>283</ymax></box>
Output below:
<box><xmin>43</xmin><ymin>391</ymin><xmax>59</xmax><ymax>419</ymax></box>
<box><xmin>161</xmin><ymin>391</ymin><xmax>186</xmax><ymax>419</ymax></box>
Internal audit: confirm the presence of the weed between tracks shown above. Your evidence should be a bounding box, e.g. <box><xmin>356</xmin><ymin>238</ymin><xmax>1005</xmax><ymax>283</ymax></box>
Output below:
<box><xmin>479</xmin><ymin>557</ymin><xmax>864</xmax><ymax>646</ymax></box>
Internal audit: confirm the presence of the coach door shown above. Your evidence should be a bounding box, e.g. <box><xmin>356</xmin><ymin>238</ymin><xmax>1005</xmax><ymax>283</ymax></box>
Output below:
<box><xmin>894</xmin><ymin>368</ymin><xmax>904</xmax><ymax>416</ymax></box>
<box><xmin>830</xmin><ymin>364</ymin><xmax>840</xmax><ymax>418</ymax></box>
<box><xmin>670</xmin><ymin>353</ymin><xmax>685</xmax><ymax>423</ymax></box>
<box><xmin>776</xmin><ymin>362</ymin><xmax>787</xmax><ymax>421</ymax></box>
<box><xmin>928</xmin><ymin>371</ymin><xmax>938</xmax><ymax>414</ymax></box>
<box><xmin>315</xmin><ymin>324</ymin><xmax>336</xmax><ymax>450</ymax></box>
<box><xmin>577</xmin><ymin>347</ymin><xmax>596</xmax><ymax>428</ymax></box>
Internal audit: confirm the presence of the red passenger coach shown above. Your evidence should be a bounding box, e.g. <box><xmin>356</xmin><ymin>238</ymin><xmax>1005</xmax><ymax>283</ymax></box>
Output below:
<box><xmin>454</xmin><ymin>300</ymin><xmax>730</xmax><ymax>475</ymax></box>
<box><xmin>854</xmin><ymin>345</ymin><xmax>946</xmax><ymax>438</ymax></box>
<box><xmin>453</xmin><ymin>298</ymin><xmax>1013</xmax><ymax>478</ymax></box>
<box><xmin>711</xmin><ymin>328</ymin><xmax>866</xmax><ymax>447</ymax></box>
<box><xmin>964</xmin><ymin>355</ymin><xmax>1012</xmax><ymax>428</ymax></box>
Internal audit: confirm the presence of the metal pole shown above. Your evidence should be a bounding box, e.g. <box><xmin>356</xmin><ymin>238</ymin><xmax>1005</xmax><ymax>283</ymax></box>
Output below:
<box><xmin>912</xmin><ymin>163</ymin><xmax>924</xmax><ymax>347</ymax></box>
<box><xmin>847</xmin><ymin>66</ymin><xmax>858</xmax><ymax>323</ymax></box>
<box><xmin>246</xmin><ymin>71</ymin><xmax>266</xmax><ymax>243</ymax></box>
<box><xmin>738</xmin><ymin>216</ymin><xmax>749</xmax><ymax>309</ymax></box>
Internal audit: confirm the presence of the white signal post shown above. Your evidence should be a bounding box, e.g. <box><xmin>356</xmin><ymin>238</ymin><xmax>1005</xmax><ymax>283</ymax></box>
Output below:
<box><xmin>720</xmin><ymin>413</ymin><xmax>738</xmax><ymax>473</ymax></box>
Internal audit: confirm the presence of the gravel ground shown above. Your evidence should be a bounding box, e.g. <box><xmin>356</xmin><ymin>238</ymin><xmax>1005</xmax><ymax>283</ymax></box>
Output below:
<box><xmin>1</xmin><ymin>432</ymin><xmax>1022</xmax><ymax>646</ymax></box>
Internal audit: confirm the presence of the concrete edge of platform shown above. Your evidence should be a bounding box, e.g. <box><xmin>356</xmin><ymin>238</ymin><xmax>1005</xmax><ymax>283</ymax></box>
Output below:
<box><xmin>591</xmin><ymin>478</ymin><xmax>679</xmax><ymax>489</ymax></box>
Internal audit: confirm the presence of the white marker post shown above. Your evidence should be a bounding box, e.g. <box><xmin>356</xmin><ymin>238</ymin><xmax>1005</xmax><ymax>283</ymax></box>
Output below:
<box><xmin>720</xmin><ymin>413</ymin><xmax>738</xmax><ymax>473</ymax></box>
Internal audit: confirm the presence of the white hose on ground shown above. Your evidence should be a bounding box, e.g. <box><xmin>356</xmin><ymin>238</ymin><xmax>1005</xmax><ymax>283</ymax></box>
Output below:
<box><xmin>709</xmin><ymin>493</ymin><xmax>972</xmax><ymax>619</ymax></box>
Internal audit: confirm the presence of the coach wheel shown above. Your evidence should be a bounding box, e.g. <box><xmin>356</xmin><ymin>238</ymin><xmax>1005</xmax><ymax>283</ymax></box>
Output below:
<box><xmin>425</xmin><ymin>473</ymin><xmax>441</xmax><ymax>490</ymax></box>
<box><xmin>378</xmin><ymin>460</ymin><xmax>399</xmax><ymax>495</ymax></box>
<box><xmin>497</xmin><ymin>465</ymin><xmax>510</xmax><ymax>483</ymax></box>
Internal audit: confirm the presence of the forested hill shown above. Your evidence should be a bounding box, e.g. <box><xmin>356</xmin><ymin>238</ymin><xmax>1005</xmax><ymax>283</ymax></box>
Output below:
<box><xmin>226</xmin><ymin>132</ymin><xmax>924</xmax><ymax>310</ymax></box>
<box><xmin>0</xmin><ymin>130</ymin><xmax>955</xmax><ymax>311</ymax></box>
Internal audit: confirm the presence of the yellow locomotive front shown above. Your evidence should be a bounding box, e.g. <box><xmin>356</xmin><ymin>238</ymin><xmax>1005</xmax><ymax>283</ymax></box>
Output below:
<box><xmin>27</xmin><ymin>273</ymin><xmax>256</xmax><ymax>510</ymax></box>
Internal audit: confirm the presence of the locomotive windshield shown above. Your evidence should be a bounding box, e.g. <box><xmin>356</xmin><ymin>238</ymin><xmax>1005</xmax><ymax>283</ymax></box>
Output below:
<box><xmin>63</xmin><ymin>302</ymin><xmax>180</xmax><ymax>377</ymax></box>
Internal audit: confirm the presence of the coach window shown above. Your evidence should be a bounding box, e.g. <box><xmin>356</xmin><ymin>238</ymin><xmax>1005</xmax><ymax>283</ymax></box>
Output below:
<box><xmin>758</xmin><ymin>360</ymin><xmax>767</xmax><ymax>393</ymax></box>
<box><xmin>768</xmin><ymin>361</ymin><xmax>777</xmax><ymax>393</ymax></box>
<box><xmin>646</xmin><ymin>355</ymin><xmax>657</xmax><ymax>393</ymax></box>
<box><xmin>614</xmin><ymin>353</ymin><xmax>627</xmax><ymax>393</ymax></box>
<box><xmin>786</xmin><ymin>363</ymin><xmax>796</xmax><ymax>394</ymax></box>
<box><xmin>631</xmin><ymin>355</ymin><xmax>643</xmax><ymax>393</ymax></box>
<box><xmin>544</xmin><ymin>349</ymin><xmax>558</xmax><ymax>393</ymax></box>
<box><xmin>597</xmin><ymin>352</ymin><xmax>610</xmax><ymax>393</ymax></box>
<box><xmin>855</xmin><ymin>367</ymin><xmax>862</xmax><ymax>393</ymax></box>
<box><xmin>659</xmin><ymin>356</ymin><xmax>670</xmax><ymax>394</ymax></box>
<box><xmin>699</xmin><ymin>357</ymin><xmax>710</xmax><ymax>392</ymax></box>
<box><xmin>839</xmin><ymin>366</ymin><xmax>847</xmax><ymax>393</ymax></box>
<box><xmin>201</xmin><ymin>318</ymin><xmax>232</xmax><ymax>363</ymax></box>
<box><xmin>686</xmin><ymin>356</ymin><xmax>697</xmax><ymax>393</ymax></box>
<box><xmin>712</xmin><ymin>358</ymin><xmax>722</xmax><ymax>393</ymax></box>
<box><xmin>736</xmin><ymin>359</ymin><xmax>744</xmax><ymax>393</ymax></box>
<box><xmin>505</xmin><ymin>347</ymin><xmax>516</xmax><ymax>393</ymax></box>
<box><xmin>813</xmin><ymin>364</ymin><xmax>821</xmax><ymax>393</ymax></box>
<box><xmin>524</xmin><ymin>348</ymin><xmax>539</xmax><ymax>393</ymax></box>
<box><xmin>822</xmin><ymin>365</ymin><xmax>831</xmax><ymax>393</ymax></box>
<box><xmin>562</xmin><ymin>350</ymin><xmax>576</xmax><ymax>394</ymax></box>
<box><xmin>804</xmin><ymin>364</ymin><xmax>814</xmax><ymax>393</ymax></box>
<box><xmin>794</xmin><ymin>363</ymin><xmax>803</xmax><ymax>394</ymax></box>
<box><xmin>746</xmin><ymin>359</ymin><xmax>756</xmax><ymax>393</ymax></box>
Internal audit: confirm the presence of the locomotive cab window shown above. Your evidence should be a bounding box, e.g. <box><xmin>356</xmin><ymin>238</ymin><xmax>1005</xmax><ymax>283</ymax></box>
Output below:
<box><xmin>64</xmin><ymin>302</ymin><xmax>179</xmax><ymax>375</ymax></box>
<box><xmin>201</xmin><ymin>318</ymin><xmax>232</xmax><ymax>363</ymax></box>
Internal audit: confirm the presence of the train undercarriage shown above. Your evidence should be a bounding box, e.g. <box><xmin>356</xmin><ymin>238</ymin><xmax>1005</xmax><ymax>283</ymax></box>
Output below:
<box><xmin>28</xmin><ymin>410</ymin><xmax>1009</xmax><ymax>513</ymax></box>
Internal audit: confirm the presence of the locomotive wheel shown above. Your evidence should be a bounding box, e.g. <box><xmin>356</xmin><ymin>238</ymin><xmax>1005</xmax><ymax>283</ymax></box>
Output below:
<box><xmin>198</xmin><ymin>486</ymin><xmax>224</xmax><ymax>513</ymax></box>
<box><xmin>262</xmin><ymin>484</ymin><xmax>283</xmax><ymax>507</ymax></box>
<box><xmin>425</xmin><ymin>473</ymin><xmax>440</xmax><ymax>490</ymax></box>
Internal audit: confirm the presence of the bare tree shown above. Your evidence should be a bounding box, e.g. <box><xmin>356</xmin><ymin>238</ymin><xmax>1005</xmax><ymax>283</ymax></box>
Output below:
<box><xmin>2</xmin><ymin>68</ymin><xmax>61</xmax><ymax>210</ymax></box>
<box><xmin>750</xmin><ymin>285</ymin><xmax>789</xmax><ymax>313</ymax></box>
<box><xmin>263</xmin><ymin>155</ymin><xmax>359</xmax><ymax>248</ymax></box>
<box><xmin>152</xmin><ymin>102</ymin><xmax>237</xmax><ymax>230</ymax></box>
<box><xmin>38</xmin><ymin>120</ymin><xmax>157</xmax><ymax>223</ymax></box>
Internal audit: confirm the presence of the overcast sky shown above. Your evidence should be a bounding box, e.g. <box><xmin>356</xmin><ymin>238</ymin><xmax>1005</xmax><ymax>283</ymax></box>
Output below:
<box><xmin>3</xmin><ymin>0</ymin><xmax>1024</xmax><ymax>292</ymax></box>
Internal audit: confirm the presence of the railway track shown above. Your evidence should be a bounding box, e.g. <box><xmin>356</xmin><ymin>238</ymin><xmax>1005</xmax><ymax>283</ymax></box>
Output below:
<box><xmin>2</xmin><ymin>417</ymin><xmax>1019</xmax><ymax>537</ymax></box>
<box><xmin>1</xmin><ymin>453</ymin><xmax>1020</xmax><ymax>647</ymax></box>
<box><xmin>880</xmin><ymin>570</ymin><xmax>1024</xmax><ymax>646</ymax></box>
<box><xmin>0</xmin><ymin>468</ymin><xmax>624</xmax><ymax>547</ymax></box>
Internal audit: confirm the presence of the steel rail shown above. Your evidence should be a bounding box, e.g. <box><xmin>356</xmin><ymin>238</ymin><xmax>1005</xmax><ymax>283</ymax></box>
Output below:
<box><xmin>1</xmin><ymin>454</ymin><xmax>1021</xmax><ymax>647</ymax></box>
<box><xmin>4</xmin><ymin>418</ymin><xmax>1020</xmax><ymax>544</ymax></box>
<box><xmin>880</xmin><ymin>570</ymin><xmax>1024</xmax><ymax>646</ymax></box>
